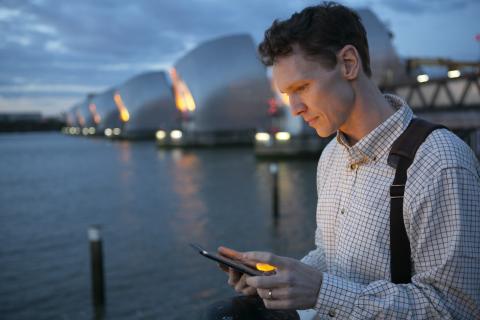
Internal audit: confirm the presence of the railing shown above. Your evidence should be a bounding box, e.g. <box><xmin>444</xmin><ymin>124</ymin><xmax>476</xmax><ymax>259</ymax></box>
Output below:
<box><xmin>381</xmin><ymin>73</ymin><xmax>480</xmax><ymax>111</ymax></box>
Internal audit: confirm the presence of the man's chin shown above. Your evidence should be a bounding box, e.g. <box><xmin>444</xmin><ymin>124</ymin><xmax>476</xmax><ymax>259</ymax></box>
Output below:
<box><xmin>315</xmin><ymin>127</ymin><xmax>335</xmax><ymax>138</ymax></box>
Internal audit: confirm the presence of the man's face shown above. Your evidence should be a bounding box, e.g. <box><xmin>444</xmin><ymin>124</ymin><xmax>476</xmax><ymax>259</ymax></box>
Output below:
<box><xmin>272</xmin><ymin>47</ymin><xmax>355</xmax><ymax>137</ymax></box>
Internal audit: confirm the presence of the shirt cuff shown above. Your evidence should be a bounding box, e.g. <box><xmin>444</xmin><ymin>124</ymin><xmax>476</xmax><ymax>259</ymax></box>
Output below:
<box><xmin>315</xmin><ymin>273</ymin><xmax>365</xmax><ymax>318</ymax></box>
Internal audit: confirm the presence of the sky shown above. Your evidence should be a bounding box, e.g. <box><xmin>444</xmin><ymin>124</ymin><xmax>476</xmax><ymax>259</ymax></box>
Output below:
<box><xmin>0</xmin><ymin>0</ymin><xmax>479</xmax><ymax>117</ymax></box>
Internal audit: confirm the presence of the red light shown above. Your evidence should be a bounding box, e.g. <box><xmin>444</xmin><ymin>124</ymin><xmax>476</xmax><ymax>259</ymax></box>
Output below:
<box><xmin>267</xmin><ymin>98</ymin><xmax>278</xmax><ymax>115</ymax></box>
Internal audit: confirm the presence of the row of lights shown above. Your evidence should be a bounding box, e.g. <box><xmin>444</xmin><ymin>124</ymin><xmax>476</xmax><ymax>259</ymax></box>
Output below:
<box><xmin>416</xmin><ymin>69</ymin><xmax>462</xmax><ymax>83</ymax></box>
<box><xmin>104</xmin><ymin>128</ymin><xmax>122</xmax><ymax>137</ymax></box>
<box><xmin>63</xmin><ymin>127</ymin><xmax>96</xmax><ymax>135</ymax></box>
<box><xmin>63</xmin><ymin>127</ymin><xmax>122</xmax><ymax>137</ymax></box>
<box><xmin>156</xmin><ymin>130</ymin><xmax>183</xmax><ymax>140</ymax></box>
<box><xmin>255</xmin><ymin>132</ymin><xmax>291</xmax><ymax>142</ymax></box>
<box><xmin>64</xmin><ymin>128</ymin><xmax>293</xmax><ymax>143</ymax></box>
<box><xmin>155</xmin><ymin>130</ymin><xmax>292</xmax><ymax>142</ymax></box>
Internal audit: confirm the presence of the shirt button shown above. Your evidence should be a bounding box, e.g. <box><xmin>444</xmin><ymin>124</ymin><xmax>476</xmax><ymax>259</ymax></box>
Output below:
<box><xmin>340</xmin><ymin>208</ymin><xmax>345</xmax><ymax>215</ymax></box>
<box><xmin>328</xmin><ymin>309</ymin><xmax>336</xmax><ymax>317</ymax></box>
<box><xmin>349</xmin><ymin>164</ymin><xmax>357</xmax><ymax>170</ymax></box>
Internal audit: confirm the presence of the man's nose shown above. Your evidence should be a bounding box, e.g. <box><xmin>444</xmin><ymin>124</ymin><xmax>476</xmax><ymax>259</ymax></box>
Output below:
<box><xmin>289</xmin><ymin>95</ymin><xmax>306</xmax><ymax>116</ymax></box>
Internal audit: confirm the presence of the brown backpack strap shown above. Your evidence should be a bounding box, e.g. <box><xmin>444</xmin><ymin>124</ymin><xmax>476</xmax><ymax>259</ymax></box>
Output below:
<box><xmin>388</xmin><ymin>118</ymin><xmax>446</xmax><ymax>284</ymax></box>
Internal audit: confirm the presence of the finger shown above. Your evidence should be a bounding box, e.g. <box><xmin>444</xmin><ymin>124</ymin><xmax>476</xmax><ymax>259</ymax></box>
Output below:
<box><xmin>228</xmin><ymin>268</ymin><xmax>241</xmax><ymax>287</ymax></box>
<box><xmin>218</xmin><ymin>246</ymin><xmax>243</xmax><ymax>260</ymax></box>
<box><xmin>241</xmin><ymin>286</ymin><xmax>257</xmax><ymax>296</ymax></box>
<box><xmin>218</xmin><ymin>263</ymin><xmax>229</xmax><ymax>273</ymax></box>
<box><xmin>262</xmin><ymin>286</ymin><xmax>294</xmax><ymax>300</ymax></box>
<box><xmin>218</xmin><ymin>246</ymin><xmax>258</xmax><ymax>268</ymax></box>
<box><xmin>262</xmin><ymin>298</ymin><xmax>295</xmax><ymax>310</ymax></box>
<box><xmin>242</xmin><ymin>251</ymin><xmax>289</xmax><ymax>268</ymax></box>
<box><xmin>256</xmin><ymin>288</ymin><xmax>271</xmax><ymax>300</ymax></box>
<box><xmin>234</xmin><ymin>274</ymin><xmax>249</xmax><ymax>292</ymax></box>
<box><xmin>246</xmin><ymin>273</ymin><xmax>288</xmax><ymax>289</ymax></box>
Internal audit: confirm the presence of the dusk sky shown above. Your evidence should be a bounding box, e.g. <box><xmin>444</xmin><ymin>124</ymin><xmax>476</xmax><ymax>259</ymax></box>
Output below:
<box><xmin>1</xmin><ymin>0</ymin><xmax>479</xmax><ymax>117</ymax></box>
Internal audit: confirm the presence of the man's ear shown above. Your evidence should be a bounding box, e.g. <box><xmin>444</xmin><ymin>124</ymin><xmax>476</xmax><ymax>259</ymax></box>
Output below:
<box><xmin>337</xmin><ymin>45</ymin><xmax>360</xmax><ymax>80</ymax></box>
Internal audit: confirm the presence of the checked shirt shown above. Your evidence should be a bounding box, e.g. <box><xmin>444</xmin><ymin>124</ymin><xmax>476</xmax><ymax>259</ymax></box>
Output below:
<box><xmin>301</xmin><ymin>94</ymin><xmax>480</xmax><ymax>319</ymax></box>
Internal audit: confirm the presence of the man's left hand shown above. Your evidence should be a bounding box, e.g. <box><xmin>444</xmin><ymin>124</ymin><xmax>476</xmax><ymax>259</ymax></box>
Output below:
<box><xmin>244</xmin><ymin>251</ymin><xmax>323</xmax><ymax>310</ymax></box>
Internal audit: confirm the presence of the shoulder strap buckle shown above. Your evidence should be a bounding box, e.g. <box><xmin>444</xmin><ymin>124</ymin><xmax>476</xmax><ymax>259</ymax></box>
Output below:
<box><xmin>390</xmin><ymin>184</ymin><xmax>405</xmax><ymax>198</ymax></box>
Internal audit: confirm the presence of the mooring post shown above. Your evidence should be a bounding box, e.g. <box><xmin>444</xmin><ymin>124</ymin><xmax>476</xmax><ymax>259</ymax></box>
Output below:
<box><xmin>88</xmin><ymin>225</ymin><xmax>105</xmax><ymax>310</ymax></box>
<box><xmin>269</xmin><ymin>163</ymin><xmax>279</xmax><ymax>219</ymax></box>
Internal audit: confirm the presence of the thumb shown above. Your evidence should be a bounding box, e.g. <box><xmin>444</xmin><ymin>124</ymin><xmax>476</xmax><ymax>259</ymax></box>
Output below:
<box><xmin>242</xmin><ymin>251</ymin><xmax>287</xmax><ymax>268</ymax></box>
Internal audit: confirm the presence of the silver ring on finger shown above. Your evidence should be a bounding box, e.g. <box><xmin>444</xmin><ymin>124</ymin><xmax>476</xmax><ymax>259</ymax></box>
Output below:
<box><xmin>268</xmin><ymin>289</ymin><xmax>273</xmax><ymax>299</ymax></box>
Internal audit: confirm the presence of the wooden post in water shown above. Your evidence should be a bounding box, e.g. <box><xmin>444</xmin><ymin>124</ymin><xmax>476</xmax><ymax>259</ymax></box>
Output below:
<box><xmin>270</xmin><ymin>163</ymin><xmax>279</xmax><ymax>219</ymax></box>
<box><xmin>88</xmin><ymin>225</ymin><xmax>105</xmax><ymax>310</ymax></box>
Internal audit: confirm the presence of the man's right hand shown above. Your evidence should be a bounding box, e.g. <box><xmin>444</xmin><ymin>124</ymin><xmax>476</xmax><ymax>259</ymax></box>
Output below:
<box><xmin>218</xmin><ymin>246</ymin><xmax>258</xmax><ymax>296</ymax></box>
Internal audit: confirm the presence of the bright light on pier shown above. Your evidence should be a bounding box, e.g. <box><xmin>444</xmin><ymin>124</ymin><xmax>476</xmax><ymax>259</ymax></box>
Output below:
<box><xmin>447</xmin><ymin>70</ymin><xmax>461</xmax><ymax>78</ymax></box>
<box><xmin>417</xmin><ymin>74</ymin><xmax>429</xmax><ymax>83</ymax></box>
<box><xmin>170</xmin><ymin>130</ymin><xmax>183</xmax><ymax>140</ymax></box>
<box><xmin>255</xmin><ymin>132</ymin><xmax>271</xmax><ymax>142</ymax></box>
<box><xmin>275</xmin><ymin>132</ymin><xmax>291</xmax><ymax>141</ymax></box>
<box><xmin>156</xmin><ymin>130</ymin><xmax>166</xmax><ymax>140</ymax></box>
<box><xmin>104</xmin><ymin>128</ymin><xmax>113</xmax><ymax>137</ymax></box>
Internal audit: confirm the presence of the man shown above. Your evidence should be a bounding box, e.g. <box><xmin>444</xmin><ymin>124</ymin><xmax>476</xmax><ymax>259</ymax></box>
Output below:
<box><xmin>221</xmin><ymin>2</ymin><xmax>480</xmax><ymax>319</ymax></box>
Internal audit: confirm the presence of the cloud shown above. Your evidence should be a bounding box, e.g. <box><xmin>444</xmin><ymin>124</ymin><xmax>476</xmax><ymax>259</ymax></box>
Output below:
<box><xmin>26</xmin><ymin>22</ymin><xmax>56</xmax><ymax>35</ymax></box>
<box><xmin>0</xmin><ymin>7</ymin><xmax>21</xmax><ymax>21</ymax></box>
<box><xmin>374</xmin><ymin>0</ymin><xmax>475</xmax><ymax>13</ymax></box>
<box><xmin>0</xmin><ymin>0</ymin><xmax>477</xmax><ymax>116</ymax></box>
<box><xmin>5</xmin><ymin>35</ymin><xmax>32</xmax><ymax>46</ymax></box>
<box><xmin>0</xmin><ymin>83</ymin><xmax>103</xmax><ymax>94</ymax></box>
<box><xmin>44</xmin><ymin>40</ymin><xmax>68</xmax><ymax>53</ymax></box>
<box><xmin>98</xmin><ymin>61</ymin><xmax>171</xmax><ymax>72</ymax></box>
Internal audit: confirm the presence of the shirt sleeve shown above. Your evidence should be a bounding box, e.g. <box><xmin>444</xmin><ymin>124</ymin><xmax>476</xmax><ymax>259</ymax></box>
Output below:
<box><xmin>301</xmin><ymin>247</ymin><xmax>327</xmax><ymax>272</ymax></box>
<box><xmin>313</xmin><ymin>166</ymin><xmax>480</xmax><ymax>319</ymax></box>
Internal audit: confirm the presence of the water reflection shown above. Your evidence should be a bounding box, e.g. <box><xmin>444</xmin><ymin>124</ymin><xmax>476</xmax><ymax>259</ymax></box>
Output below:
<box><xmin>255</xmin><ymin>160</ymin><xmax>317</xmax><ymax>258</ymax></box>
<box><xmin>118</xmin><ymin>141</ymin><xmax>132</xmax><ymax>165</ymax></box>
<box><xmin>0</xmin><ymin>135</ymin><xmax>318</xmax><ymax>320</ymax></box>
<box><xmin>114</xmin><ymin>141</ymin><xmax>137</xmax><ymax>228</ymax></box>
<box><xmin>169</xmin><ymin>150</ymin><xmax>209</xmax><ymax>243</ymax></box>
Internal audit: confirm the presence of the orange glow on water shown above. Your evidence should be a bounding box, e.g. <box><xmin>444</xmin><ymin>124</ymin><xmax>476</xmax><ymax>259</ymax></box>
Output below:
<box><xmin>113</xmin><ymin>91</ymin><xmax>130</xmax><ymax>122</ymax></box>
<box><xmin>170</xmin><ymin>68</ymin><xmax>196</xmax><ymax>113</ymax></box>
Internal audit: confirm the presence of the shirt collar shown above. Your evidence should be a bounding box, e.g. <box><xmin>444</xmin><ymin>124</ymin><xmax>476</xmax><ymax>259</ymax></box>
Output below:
<box><xmin>336</xmin><ymin>94</ymin><xmax>413</xmax><ymax>166</ymax></box>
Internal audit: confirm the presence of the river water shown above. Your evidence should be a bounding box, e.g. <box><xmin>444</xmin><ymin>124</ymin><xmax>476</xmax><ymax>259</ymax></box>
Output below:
<box><xmin>0</xmin><ymin>132</ymin><xmax>319</xmax><ymax>320</ymax></box>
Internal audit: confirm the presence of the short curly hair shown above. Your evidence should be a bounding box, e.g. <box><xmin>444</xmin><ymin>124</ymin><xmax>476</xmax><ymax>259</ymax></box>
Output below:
<box><xmin>258</xmin><ymin>2</ymin><xmax>372</xmax><ymax>77</ymax></box>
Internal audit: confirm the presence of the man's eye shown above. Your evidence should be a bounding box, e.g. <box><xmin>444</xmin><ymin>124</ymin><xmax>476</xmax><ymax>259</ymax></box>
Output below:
<box><xmin>296</xmin><ymin>84</ymin><xmax>308</xmax><ymax>92</ymax></box>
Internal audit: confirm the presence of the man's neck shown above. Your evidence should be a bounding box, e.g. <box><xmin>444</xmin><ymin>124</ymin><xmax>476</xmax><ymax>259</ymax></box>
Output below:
<box><xmin>339</xmin><ymin>78</ymin><xmax>396</xmax><ymax>146</ymax></box>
